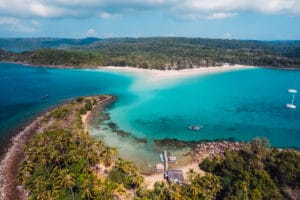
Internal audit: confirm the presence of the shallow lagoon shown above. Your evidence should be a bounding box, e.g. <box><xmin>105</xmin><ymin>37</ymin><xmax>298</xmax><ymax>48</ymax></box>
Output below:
<box><xmin>1</xmin><ymin>63</ymin><xmax>300</xmax><ymax>154</ymax></box>
<box><xmin>89</xmin><ymin>66</ymin><xmax>300</xmax><ymax>170</ymax></box>
<box><xmin>106</xmin><ymin>67</ymin><xmax>300</xmax><ymax>148</ymax></box>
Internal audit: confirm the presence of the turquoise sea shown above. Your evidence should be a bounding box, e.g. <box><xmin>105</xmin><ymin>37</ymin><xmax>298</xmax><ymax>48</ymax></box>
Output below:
<box><xmin>1</xmin><ymin>63</ymin><xmax>300</xmax><ymax>155</ymax></box>
<box><xmin>0</xmin><ymin>63</ymin><xmax>132</xmax><ymax>151</ymax></box>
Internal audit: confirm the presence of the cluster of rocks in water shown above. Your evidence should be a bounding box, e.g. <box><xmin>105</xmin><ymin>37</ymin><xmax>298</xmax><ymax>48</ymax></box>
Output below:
<box><xmin>191</xmin><ymin>141</ymin><xmax>248</xmax><ymax>161</ymax></box>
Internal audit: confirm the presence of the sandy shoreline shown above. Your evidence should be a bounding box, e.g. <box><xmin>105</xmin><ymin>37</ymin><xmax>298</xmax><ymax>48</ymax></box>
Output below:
<box><xmin>90</xmin><ymin>64</ymin><xmax>256</xmax><ymax>92</ymax></box>
<box><xmin>99</xmin><ymin>64</ymin><xmax>254</xmax><ymax>76</ymax></box>
<box><xmin>0</xmin><ymin>115</ymin><xmax>44</xmax><ymax>200</ymax></box>
<box><xmin>82</xmin><ymin>95</ymin><xmax>116</xmax><ymax>133</ymax></box>
<box><xmin>6</xmin><ymin>60</ymin><xmax>300</xmax><ymax>71</ymax></box>
<box><xmin>0</xmin><ymin>95</ymin><xmax>114</xmax><ymax>200</ymax></box>
<box><xmin>7</xmin><ymin>61</ymin><xmax>256</xmax><ymax>78</ymax></box>
<box><xmin>0</xmin><ymin>64</ymin><xmax>256</xmax><ymax>198</ymax></box>
<box><xmin>97</xmin><ymin>64</ymin><xmax>255</xmax><ymax>87</ymax></box>
<box><xmin>143</xmin><ymin>141</ymin><xmax>246</xmax><ymax>189</ymax></box>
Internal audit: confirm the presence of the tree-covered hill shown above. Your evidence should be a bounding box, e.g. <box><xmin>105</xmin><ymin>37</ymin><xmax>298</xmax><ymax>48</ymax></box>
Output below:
<box><xmin>0</xmin><ymin>37</ymin><xmax>101</xmax><ymax>52</ymax></box>
<box><xmin>0</xmin><ymin>37</ymin><xmax>299</xmax><ymax>69</ymax></box>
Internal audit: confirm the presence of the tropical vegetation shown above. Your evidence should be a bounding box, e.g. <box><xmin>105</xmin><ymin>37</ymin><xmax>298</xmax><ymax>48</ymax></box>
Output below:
<box><xmin>17</xmin><ymin>96</ymin><xmax>300</xmax><ymax>199</ymax></box>
<box><xmin>200</xmin><ymin>138</ymin><xmax>300</xmax><ymax>200</ymax></box>
<box><xmin>1</xmin><ymin>37</ymin><xmax>300</xmax><ymax>69</ymax></box>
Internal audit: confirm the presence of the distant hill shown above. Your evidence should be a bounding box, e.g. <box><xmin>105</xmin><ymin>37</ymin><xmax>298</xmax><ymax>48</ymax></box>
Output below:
<box><xmin>0</xmin><ymin>37</ymin><xmax>299</xmax><ymax>69</ymax></box>
<box><xmin>79</xmin><ymin>37</ymin><xmax>300</xmax><ymax>60</ymax></box>
<box><xmin>0</xmin><ymin>37</ymin><xmax>101</xmax><ymax>52</ymax></box>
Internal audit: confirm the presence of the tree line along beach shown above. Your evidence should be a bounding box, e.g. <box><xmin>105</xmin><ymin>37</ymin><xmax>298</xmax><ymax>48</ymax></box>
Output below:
<box><xmin>0</xmin><ymin>55</ymin><xmax>300</xmax><ymax>199</ymax></box>
<box><xmin>0</xmin><ymin>73</ymin><xmax>299</xmax><ymax>199</ymax></box>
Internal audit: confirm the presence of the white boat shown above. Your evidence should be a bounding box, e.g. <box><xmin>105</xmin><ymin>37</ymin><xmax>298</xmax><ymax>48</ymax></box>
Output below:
<box><xmin>288</xmin><ymin>89</ymin><xmax>298</xmax><ymax>93</ymax></box>
<box><xmin>286</xmin><ymin>94</ymin><xmax>296</xmax><ymax>109</ymax></box>
<box><xmin>40</xmin><ymin>94</ymin><xmax>49</xmax><ymax>101</ymax></box>
<box><xmin>188</xmin><ymin>125</ymin><xmax>203</xmax><ymax>131</ymax></box>
<box><xmin>160</xmin><ymin>153</ymin><xmax>164</xmax><ymax>162</ymax></box>
<box><xmin>286</xmin><ymin>104</ymin><xmax>296</xmax><ymax>109</ymax></box>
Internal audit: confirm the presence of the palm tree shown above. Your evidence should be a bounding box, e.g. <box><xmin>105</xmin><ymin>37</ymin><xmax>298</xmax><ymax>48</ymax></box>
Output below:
<box><xmin>168</xmin><ymin>184</ymin><xmax>182</xmax><ymax>200</ymax></box>
<box><xmin>49</xmin><ymin>149</ymin><xmax>62</xmax><ymax>165</ymax></box>
<box><xmin>80</xmin><ymin>182</ymin><xmax>94</xmax><ymax>199</ymax></box>
<box><xmin>195</xmin><ymin>174</ymin><xmax>222</xmax><ymax>199</ymax></box>
<box><xmin>187</xmin><ymin>169</ymin><xmax>198</xmax><ymax>182</ymax></box>
<box><xmin>188</xmin><ymin>181</ymin><xmax>201</xmax><ymax>198</ymax></box>
<box><xmin>116</xmin><ymin>159</ymin><xmax>132</xmax><ymax>173</ymax></box>
<box><xmin>32</xmin><ymin>177</ymin><xmax>48</xmax><ymax>200</ymax></box>
<box><xmin>86</xmin><ymin>151</ymin><xmax>99</xmax><ymax>166</ymax></box>
<box><xmin>114</xmin><ymin>184</ymin><xmax>127</xmax><ymax>199</ymax></box>
<box><xmin>56</xmin><ymin>169</ymin><xmax>76</xmax><ymax>200</ymax></box>
<box><xmin>153</xmin><ymin>182</ymin><xmax>168</xmax><ymax>199</ymax></box>
<box><xmin>110</xmin><ymin>147</ymin><xmax>118</xmax><ymax>157</ymax></box>
<box><xmin>128</xmin><ymin>171</ymin><xmax>144</xmax><ymax>197</ymax></box>
<box><xmin>94</xmin><ymin>141</ymin><xmax>105</xmax><ymax>153</ymax></box>
<box><xmin>19</xmin><ymin>160</ymin><xmax>34</xmax><ymax>177</ymax></box>
<box><xmin>64</xmin><ymin>174</ymin><xmax>76</xmax><ymax>200</ymax></box>
<box><xmin>39</xmin><ymin>155</ymin><xmax>51</xmax><ymax>173</ymax></box>
<box><xmin>129</xmin><ymin>172</ymin><xmax>144</xmax><ymax>189</ymax></box>
<box><xmin>101</xmin><ymin>147</ymin><xmax>114</xmax><ymax>167</ymax></box>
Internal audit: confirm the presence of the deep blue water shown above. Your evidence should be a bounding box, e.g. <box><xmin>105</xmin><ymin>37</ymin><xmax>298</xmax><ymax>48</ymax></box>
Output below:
<box><xmin>0</xmin><ymin>63</ymin><xmax>133</xmax><ymax>150</ymax></box>
<box><xmin>1</xmin><ymin>63</ymin><xmax>300</xmax><ymax>152</ymax></box>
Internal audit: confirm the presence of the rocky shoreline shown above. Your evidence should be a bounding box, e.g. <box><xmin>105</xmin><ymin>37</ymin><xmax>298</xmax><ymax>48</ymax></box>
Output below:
<box><xmin>190</xmin><ymin>141</ymin><xmax>249</xmax><ymax>162</ymax></box>
<box><xmin>1</xmin><ymin>92</ymin><xmax>295</xmax><ymax>199</ymax></box>
<box><xmin>0</xmin><ymin>95</ymin><xmax>115</xmax><ymax>200</ymax></box>
<box><xmin>0</xmin><ymin>114</ymin><xmax>44</xmax><ymax>200</ymax></box>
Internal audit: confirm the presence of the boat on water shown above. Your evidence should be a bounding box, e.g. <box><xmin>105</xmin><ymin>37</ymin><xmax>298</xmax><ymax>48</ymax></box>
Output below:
<box><xmin>40</xmin><ymin>94</ymin><xmax>49</xmax><ymax>101</ymax></box>
<box><xmin>288</xmin><ymin>88</ymin><xmax>298</xmax><ymax>93</ymax></box>
<box><xmin>286</xmin><ymin>103</ymin><xmax>296</xmax><ymax>109</ymax></box>
<box><xmin>188</xmin><ymin>125</ymin><xmax>203</xmax><ymax>131</ymax></box>
<box><xmin>286</xmin><ymin>94</ymin><xmax>296</xmax><ymax>109</ymax></box>
<box><xmin>160</xmin><ymin>153</ymin><xmax>164</xmax><ymax>162</ymax></box>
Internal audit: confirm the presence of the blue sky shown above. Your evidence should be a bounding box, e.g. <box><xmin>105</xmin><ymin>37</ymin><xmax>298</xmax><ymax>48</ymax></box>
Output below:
<box><xmin>0</xmin><ymin>0</ymin><xmax>300</xmax><ymax>40</ymax></box>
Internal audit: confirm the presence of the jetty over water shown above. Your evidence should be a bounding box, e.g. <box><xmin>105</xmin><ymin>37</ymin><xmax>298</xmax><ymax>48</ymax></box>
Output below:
<box><xmin>163</xmin><ymin>150</ymin><xmax>168</xmax><ymax>171</ymax></box>
<box><xmin>155</xmin><ymin>150</ymin><xmax>184</xmax><ymax>185</ymax></box>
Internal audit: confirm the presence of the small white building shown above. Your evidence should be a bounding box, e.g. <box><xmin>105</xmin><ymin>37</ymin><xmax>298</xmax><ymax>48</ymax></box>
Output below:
<box><xmin>168</xmin><ymin>156</ymin><xmax>177</xmax><ymax>163</ymax></box>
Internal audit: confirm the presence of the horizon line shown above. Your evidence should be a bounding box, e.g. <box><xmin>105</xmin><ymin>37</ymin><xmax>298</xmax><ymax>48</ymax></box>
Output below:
<box><xmin>0</xmin><ymin>36</ymin><xmax>300</xmax><ymax>42</ymax></box>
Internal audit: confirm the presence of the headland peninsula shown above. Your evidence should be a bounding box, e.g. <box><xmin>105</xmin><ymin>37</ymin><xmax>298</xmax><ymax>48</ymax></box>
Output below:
<box><xmin>0</xmin><ymin>37</ymin><xmax>299</xmax><ymax>200</ymax></box>
<box><xmin>0</xmin><ymin>92</ymin><xmax>299</xmax><ymax>200</ymax></box>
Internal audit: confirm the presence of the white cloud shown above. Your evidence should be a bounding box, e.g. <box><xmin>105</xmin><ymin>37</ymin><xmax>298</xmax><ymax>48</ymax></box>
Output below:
<box><xmin>0</xmin><ymin>0</ymin><xmax>299</xmax><ymax>19</ymax></box>
<box><xmin>0</xmin><ymin>17</ymin><xmax>18</xmax><ymax>25</ymax></box>
<box><xmin>103</xmin><ymin>32</ymin><xmax>118</xmax><ymax>38</ymax></box>
<box><xmin>222</xmin><ymin>32</ymin><xmax>232</xmax><ymax>39</ymax></box>
<box><xmin>0</xmin><ymin>17</ymin><xmax>38</xmax><ymax>33</ymax></box>
<box><xmin>177</xmin><ymin>0</ymin><xmax>298</xmax><ymax>14</ymax></box>
<box><xmin>178</xmin><ymin>12</ymin><xmax>237</xmax><ymax>20</ymax></box>
<box><xmin>31</xmin><ymin>20</ymin><xmax>40</xmax><ymax>26</ymax></box>
<box><xmin>98</xmin><ymin>12</ymin><xmax>118</xmax><ymax>19</ymax></box>
<box><xmin>85</xmin><ymin>28</ymin><xmax>97</xmax><ymax>37</ymax></box>
<box><xmin>207</xmin><ymin>12</ymin><xmax>238</xmax><ymax>20</ymax></box>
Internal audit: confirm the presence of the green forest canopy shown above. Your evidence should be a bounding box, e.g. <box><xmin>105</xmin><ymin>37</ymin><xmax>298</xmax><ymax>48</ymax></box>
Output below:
<box><xmin>1</xmin><ymin>37</ymin><xmax>300</xmax><ymax>69</ymax></box>
<box><xmin>18</xmin><ymin>95</ymin><xmax>300</xmax><ymax>200</ymax></box>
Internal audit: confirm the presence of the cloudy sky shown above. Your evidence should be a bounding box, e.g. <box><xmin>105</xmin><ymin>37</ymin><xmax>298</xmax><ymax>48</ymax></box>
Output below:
<box><xmin>0</xmin><ymin>0</ymin><xmax>300</xmax><ymax>40</ymax></box>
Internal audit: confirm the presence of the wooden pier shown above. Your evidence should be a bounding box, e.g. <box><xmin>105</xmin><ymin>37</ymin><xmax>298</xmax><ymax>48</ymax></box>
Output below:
<box><xmin>163</xmin><ymin>150</ymin><xmax>168</xmax><ymax>171</ymax></box>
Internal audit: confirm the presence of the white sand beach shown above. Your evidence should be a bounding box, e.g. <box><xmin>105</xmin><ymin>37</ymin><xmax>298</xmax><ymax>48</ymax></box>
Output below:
<box><xmin>97</xmin><ymin>64</ymin><xmax>255</xmax><ymax>90</ymax></box>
